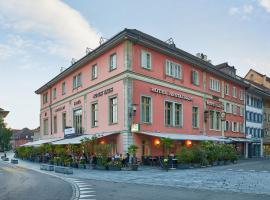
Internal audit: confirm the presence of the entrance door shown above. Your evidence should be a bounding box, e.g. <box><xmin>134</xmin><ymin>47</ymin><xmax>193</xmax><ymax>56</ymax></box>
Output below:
<box><xmin>73</xmin><ymin>109</ymin><xmax>82</xmax><ymax>135</ymax></box>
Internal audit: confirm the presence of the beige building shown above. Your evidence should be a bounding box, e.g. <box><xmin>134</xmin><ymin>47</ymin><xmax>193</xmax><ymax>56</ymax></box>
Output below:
<box><xmin>245</xmin><ymin>69</ymin><xmax>270</xmax><ymax>156</ymax></box>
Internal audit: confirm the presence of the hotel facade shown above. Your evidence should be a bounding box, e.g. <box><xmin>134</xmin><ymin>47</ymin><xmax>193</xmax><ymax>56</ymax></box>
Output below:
<box><xmin>36</xmin><ymin>29</ymin><xmax>249</xmax><ymax>158</ymax></box>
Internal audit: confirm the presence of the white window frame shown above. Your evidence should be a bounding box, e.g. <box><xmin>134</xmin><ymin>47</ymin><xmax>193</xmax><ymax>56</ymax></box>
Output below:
<box><xmin>164</xmin><ymin>100</ymin><xmax>183</xmax><ymax>127</ymax></box>
<box><xmin>209</xmin><ymin>78</ymin><xmax>220</xmax><ymax>92</ymax></box>
<box><xmin>62</xmin><ymin>82</ymin><xmax>66</xmax><ymax>95</ymax></box>
<box><xmin>232</xmin><ymin>86</ymin><xmax>237</xmax><ymax>98</ymax></box>
<box><xmin>209</xmin><ymin>110</ymin><xmax>221</xmax><ymax>131</ymax></box>
<box><xmin>53</xmin><ymin>88</ymin><xmax>57</xmax><ymax>99</ymax></box>
<box><xmin>91</xmin><ymin>102</ymin><xmax>98</xmax><ymax>127</ymax></box>
<box><xmin>141</xmin><ymin>50</ymin><xmax>152</xmax><ymax>69</ymax></box>
<box><xmin>240</xmin><ymin>90</ymin><xmax>244</xmax><ymax>100</ymax></box>
<box><xmin>92</xmin><ymin>64</ymin><xmax>98</xmax><ymax>80</ymax></box>
<box><xmin>192</xmin><ymin>106</ymin><xmax>199</xmax><ymax>128</ymax></box>
<box><xmin>109</xmin><ymin>53</ymin><xmax>117</xmax><ymax>71</ymax></box>
<box><xmin>109</xmin><ymin>95</ymin><xmax>118</xmax><ymax>124</ymax></box>
<box><xmin>165</xmin><ymin>60</ymin><xmax>182</xmax><ymax>79</ymax></box>
<box><xmin>43</xmin><ymin>118</ymin><xmax>49</xmax><ymax>135</ymax></box>
<box><xmin>73</xmin><ymin>73</ymin><xmax>82</xmax><ymax>89</ymax></box>
<box><xmin>225</xmin><ymin>83</ymin><xmax>230</xmax><ymax>95</ymax></box>
<box><xmin>53</xmin><ymin>115</ymin><xmax>57</xmax><ymax>133</ymax></box>
<box><xmin>191</xmin><ymin>70</ymin><xmax>199</xmax><ymax>86</ymax></box>
<box><xmin>141</xmin><ymin>95</ymin><xmax>152</xmax><ymax>124</ymax></box>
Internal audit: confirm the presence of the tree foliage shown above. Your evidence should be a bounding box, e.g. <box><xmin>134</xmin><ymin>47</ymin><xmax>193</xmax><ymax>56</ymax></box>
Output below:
<box><xmin>0</xmin><ymin>118</ymin><xmax>12</xmax><ymax>151</ymax></box>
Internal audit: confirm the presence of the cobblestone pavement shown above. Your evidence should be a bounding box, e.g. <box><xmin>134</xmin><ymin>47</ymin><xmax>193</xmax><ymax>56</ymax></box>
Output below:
<box><xmin>2</xmin><ymin>152</ymin><xmax>270</xmax><ymax>196</ymax></box>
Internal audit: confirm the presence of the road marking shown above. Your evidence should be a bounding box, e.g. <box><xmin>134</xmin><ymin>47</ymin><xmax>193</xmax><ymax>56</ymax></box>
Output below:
<box><xmin>236</xmin><ymin>169</ymin><xmax>243</xmax><ymax>172</ymax></box>
<box><xmin>80</xmin><ymin>191</ymin><xmax>95</xmax><ymax>194</ymax></box>
<box><xmin>227</xmin><ymin>169</ymin><xmax>233</xmax><ymax>171</ymax></box>
<box><xmin>80</xmin><ymin>188</ymin><xmax>93</xmax><ymax>191</ymax></box>
<box><xmin>80</xmin><ymin>194</ymin><xmax>96</xmax><ymax>198</ymax></box>
<box><xmin>249</xmin><ymin>170</ymin><xmax>255</xmax><ymax>172</ymax></box>
<box><xmin>261</xmin><ymin>171</ymin><xmax>268</xmax><ymax>173</ymax></box>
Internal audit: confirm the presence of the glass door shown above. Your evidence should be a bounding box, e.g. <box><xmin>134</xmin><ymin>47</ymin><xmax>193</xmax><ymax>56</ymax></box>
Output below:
<box><xmin>73</xmin><ymin>109</ymin><xmax>82</xmax><ymax>135</ymax></box>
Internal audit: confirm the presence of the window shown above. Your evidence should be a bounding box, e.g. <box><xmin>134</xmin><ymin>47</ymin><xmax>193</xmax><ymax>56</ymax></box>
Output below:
<box><xmin>232</xmin><ymin>105</ymin><xmax>237</xmax><ymax>115</ymax></box>
<box><xmin>232</xmin><ymin>122</ymin><xmax>239</xmax><ymax>132</ymax></box>
<box><xmin>165</xmin><ymin>60</ymin><xmax>182</xmax><ymax>79</ymax></box>
<box><xmin>247</xmin><ymin>95</ymin><xmax>250</xmax><ymax>105</ymax></box>
<box><xmin>53</xmin><ymin>115</ymin><xmax>57</xmax><ymax>133</ymax></box>
<box><xmin>175</xmin><ymin>103</ymin><xmax>183</xmax><ymax>127</ymax></box>
<box><xmin>226</xmin><ymin>103</ymin><xmax>231</xmax><ymax>113</ymax></box>
<box><xmin>62</xmin><ymin>82</ymin><xmax>66</xmax><ymax>95</ymax></box>
<box><xmin>165</xmin><ymin>102</ymin><xmax>173</xmax><ymax>126</ymax></box>
<box><xmin>43</xmin><ymin>119</ymin><xmax>48</xmax><ymax>135</ymax></box>
<box><xmin>191</xmin><ymin>70</ymin><xmax>199</xmax><ymax>85</ymax></box>
<box><xmin>240</xmin><ymin>107</ymin><xmax>244</xmax><ymax>116</ymax></box>
<box><xmin>109</xmin><ymin>96</ymin><xmax>118</xmax><ymax>124</ymax></box>
<box><xmin>73</xmin><ymin>109</ymin><xmax>83</xmax><ymax>134</ymax></box>
<box><xmin>141</xmin><ymin>96</ymin><xmax>151</xmax><ymax>123</ymax></box>
<box><xmin>232</xmin><ymin>87</ymin><xmax>237</xmax><ymax>98</ymax></box>
<box><xmin>53</xmin><ymin>88</ymin><xmax>57</xmax><ymax>99</ymax></box>
<box><xmin>141</xmin><ymin>50</ymin><xmax>151</xmax><ymax>69</ymax></box>
<box><xmin>73</xmin><ymin>73</ymin><xmax>82</xmax><ymax>88</ymax></box>
<box><xmin>239</xmin><ymin>123</ymin><xmax>244</xmax><ymax>133</ymax></box>
<box><xmin>264</xmin><ymin>113</ymin><xmax>267</xmax><ymax>121</ymax></box>
<box><xmin>210</xmin><ymin>78</ymin><xmax>220</xmax><ymax>92</ymax></box>
<box><xmin>43</xmin><ymin>93</ymin><xmax>48</xmax><ymax>104</ymax></box>
<box><xmin>225</xmin><ymin>84</ymin><xmax>230</xmax><ymax>95</ymax></box>
<box><xmin>192</xmin><ymin>107</ymin><xmax>199</xmax><ymax>128</ymax></box>
<box><xmin>109</xmin><ymin>53</ymin><xmax>117</xmax><ymax>71</ymax></box>
<box><xmin>246</xmin><ymin>111</ymin><xmax>250</xmax><ymax>121</ymax></box>
<box><xmin>62</xmin><ymin>112</ymin><xmax>66</xmax><ymax>131</ymax></box>
<box><xmin>240</xmin><ymin>90</ymin><xmax>244</xmax><ymax>100</ymax></box>
<box><xmin>164</xmin><ymin>101</ymin><xmax>183</xmax><ymax>127</ymax></box>
<box><xmin>209</xmin><ymin>111</ymin><xmax>221</xmax><ymax>131</ymax></box>
<box><xmin>91</xmin><ymin>102</ymin><xmax>98</xmax><ymax>127</ymax></box>
<box><xmin>92</xmin><ymin>64</ymin><xmax>98</xmax><ymax>80</ymax></box>
<box><xmin>225</xmin><ymin>121</ymin><xmax>230</xmax><ymax>131</ymax></box>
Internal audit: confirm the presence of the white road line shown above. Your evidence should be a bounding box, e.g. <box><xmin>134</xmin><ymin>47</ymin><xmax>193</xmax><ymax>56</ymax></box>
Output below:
<box><xmin>261</xmin><ymin>171</ymin><xmax>268</xmax><ymax>173</ymax></box>
<box><xmin>249</xmin><ymin>170</ymin><xmax>255</xmax><ymax>172</ymax></box>
<box><xmin>77</xmin><ymin>184</ymin><xmax>92</xmax><ymax>187</ymax></box>
<box><xmin>80</xmin><ymin>191</ymin><xmax>95</xmax><ymax>194</ymax></box>
<box><xmin>80</xmin><ymin>194</ymin><xmax>96</xmax><ymax>198</ymax></box>
<box><xmin>236</xmin><ymin>169</ymin><xmax>243</xmax><ymax>172</ymax></box>
<box><xmin>227</xmin><ymin>169</ymin><xmax>233</xmax><ymax>171</ymax></box>
<box><xmin>80</xmin><ymin>188</ymin><xmax>93</xmax><ymax>191</ymax></box>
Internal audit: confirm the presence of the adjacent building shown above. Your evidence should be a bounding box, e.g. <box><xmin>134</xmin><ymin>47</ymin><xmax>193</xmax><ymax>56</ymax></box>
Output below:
<box><xmin>245</xmin><ymin>69</ymin><xmax>270</xmax><ymax>156</ymax></box>
<box><xmin>35</xmin><ymin>29</ymin><xmax>251</xmax><ymax>158</ymax></box>
<box><xmin>0</xmin><ymin>108</ymin><xmax>9</xmax><ymax>120</ymax></box>
<box><xmin>11</xmin><ymin>128</ymin><xmax>34</xmax><ymax>148</ymax></box>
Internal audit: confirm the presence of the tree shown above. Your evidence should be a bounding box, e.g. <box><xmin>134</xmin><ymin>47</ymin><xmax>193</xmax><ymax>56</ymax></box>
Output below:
<box><xmin>0</xmin><ymin>118</ymin><xmax>12</xmax><ymax>151</ymax></box>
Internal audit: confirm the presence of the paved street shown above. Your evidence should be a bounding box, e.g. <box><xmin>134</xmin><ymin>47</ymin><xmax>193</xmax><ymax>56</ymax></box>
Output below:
<box><xmin>2</xmin><ymin>151</ymin><xmax>270</xmax><ymax>200</ymax></box>
<box><xmin>0</xmin><ymin>161</ymin><xmax>73</xmax><ymax>200</ymax></box>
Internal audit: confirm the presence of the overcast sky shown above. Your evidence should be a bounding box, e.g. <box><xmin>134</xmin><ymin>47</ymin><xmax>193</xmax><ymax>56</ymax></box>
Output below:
<box><xmin>0</xmin><ymin>0</ymin><xmax>270</xmax><ymax>129</ymax></box>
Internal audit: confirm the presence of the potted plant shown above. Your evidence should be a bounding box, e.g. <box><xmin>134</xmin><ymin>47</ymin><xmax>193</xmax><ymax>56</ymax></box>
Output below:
<box><xmin>128</xmin><ymin>144</ymin><xmax>139</xmax><ymax>171</ymax></box>
<box><xmin>177</xmin><ymin>147</ymin><xmax>193</xmax><ymax>169</ymax></box>
<box><xmin>107</xmin><ymin>160</ymin><xmax>122</xmax><ymax>171</ymax></box>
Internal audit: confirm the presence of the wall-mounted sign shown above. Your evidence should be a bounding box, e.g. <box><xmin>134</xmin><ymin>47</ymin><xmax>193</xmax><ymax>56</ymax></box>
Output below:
<box><xmin>64</xmin><ymin>127</ymin><xmax>75</xmax><ymax>136</ymax></box>
<box><xmin>93</xmin><ymin>88</ymin><xmax>113</xmax><ymax>98</ymax></box>
<box><xmin>131</xmin><ymin>123</ymin><xmax>140</xmax><ymax>132</ymax></box>
<box><xmin>206</xmin><ymin>100</ymin><xmax>224</xmax><ymax>109</ymax></box>
<box><xmin>151</xmin><ymin>88</ymin><xmax>192</xmax><ymax>101</ymax></box>
<box><xmin>74</xmin><ymin>100</ymin><xmax>81</xmax><ymax>106</ymax></box>
<box><xmin>55</xmin><ymin>106</ymin><xmax>65</xmax><ymax>112</ymax></box>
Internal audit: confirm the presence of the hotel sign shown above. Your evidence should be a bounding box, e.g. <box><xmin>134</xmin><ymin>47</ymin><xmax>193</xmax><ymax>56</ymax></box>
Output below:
<box><xmin>131</xmin><ymin>123</ymin><xmax>140</xmax><ymax>132</ymax></box>
<box><xmin>93</xmin><ymin>88</ymin><xmax>113</xmax><ymax>98</ymax></box>
<box><xmin>74</xmin><ymin>100</ymin><xmax>81</xmax><ymax>106</ymax></box>
<box><xmin>206</xmin><ymin>100</ymin><xmax>224</xmax><ymax>109</ymax></box>
<box><xmin>151</xmin><ymin>88</ymin><xmax>192</xmax><ymax>101</ymax></box>
<box><xmin>55</xmin><ymin>106</ymin><xmax>65</xmax><ymax>112</ymax></box>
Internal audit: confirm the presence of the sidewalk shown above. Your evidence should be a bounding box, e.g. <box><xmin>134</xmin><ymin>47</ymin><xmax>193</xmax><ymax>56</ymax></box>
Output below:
<box><xmin>2</xmin><ymin>151</ymin><xmax>270</xmax><ymax>195</ymax></box>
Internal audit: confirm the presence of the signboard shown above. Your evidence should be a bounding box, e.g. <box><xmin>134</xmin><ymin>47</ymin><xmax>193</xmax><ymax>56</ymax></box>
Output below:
<box><xmin>93</xmin><ymin>88</ymin><xmax>113</xmax><ymax>98</ymax></box>
<box><xmin>151</xmin><ymin>88</ymin><xmax>192</xmax><ymax>101</ymax></box>
<box><xmin>55</xmin><ymin>106</ymin><xmax>65</xmax><ymax>112</ymax></box>
<box><xmin>131</xmin><ymin>123</ymin><xmax>140</xmax><ymax>132</ymax></box>
<box><xmin>206</xmin><ymin>100</ymin><xmax>224</xmax><ymax>109</ymax></box>
<box><xmin>74</xmin><ymin>100</ymin><xmax>81</xmax><ymax>106</ymax></box>
<box><xmin>64</xmin><ymin>127</ymin><xmax>75</xmax><ymax>136</ymax></box>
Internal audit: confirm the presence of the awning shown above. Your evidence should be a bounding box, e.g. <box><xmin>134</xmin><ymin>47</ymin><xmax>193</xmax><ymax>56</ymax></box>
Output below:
<box><xmin>22</xmin><ymin>137</ymin><xmax>63</xmax><ymax>147</ymax></box>
<box><xmin>52</xmin><ymin>131</ymin><xmax>119</xmax><ymax>145</ymax></box>
<box><xmin>229</xmin><ymin>137</ymin><xmax>261</xmax><ymax>143</ymax></box>
<box><xmin>138</xmin><ymin>131</ymin><xmax>230</xmax><ymax>142</ymax></box>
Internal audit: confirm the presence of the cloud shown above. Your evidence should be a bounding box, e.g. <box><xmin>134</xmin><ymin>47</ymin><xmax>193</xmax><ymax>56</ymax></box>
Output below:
<box><xmin>258</xmin><ymin>0</ymin><xmax>270</xmax><ymax>13</ymax></box>
<box><xmin>243</xmin><ymin>5</ymin><xmax>254</xmax><ymax>14</ymax></box>
<box><xmin>229</xmin><ymin>4</ymin><xmax>254</xmax><ymax>16</ymax></box>
<box><xmin>0</xmin><ymin>0</ymin><xmax>100</xmax><ymax>59</ymax></box>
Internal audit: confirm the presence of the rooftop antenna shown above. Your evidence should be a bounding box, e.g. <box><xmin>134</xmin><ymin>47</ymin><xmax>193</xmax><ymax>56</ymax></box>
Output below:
<box><xmin>71</xmin><ymin>58</ymin><xmax>77</xmax><ymax>65</ymax></box>
<box><xmin>165</xmin><ymin>37</ymin><xmax>176</xmax><ymax>48</ymax></box>
<box><xmin>99</xmin><ymin>37</ymin><xmax>108</xmax><ymax>45</ymax></box>
<box><xmin>85</xmin><ymin>47</ymin><xmax>93</xmax><ymax>55</ymax></box>
<box><xmin>60</xmin><ymin>67</ymin><xmax>66</xmax><ymax>73</ymax></box>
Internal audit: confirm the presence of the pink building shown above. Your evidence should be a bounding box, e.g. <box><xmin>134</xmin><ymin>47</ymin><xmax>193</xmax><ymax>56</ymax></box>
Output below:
<box><xmin>36</xmin><ymin>29</ymin><xmax>248</xmax><ymax>158</ymax></box>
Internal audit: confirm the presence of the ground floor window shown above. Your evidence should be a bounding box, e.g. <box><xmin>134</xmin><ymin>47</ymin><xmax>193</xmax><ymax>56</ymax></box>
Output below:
<box><xmin>73</xmin><ymin>109</ymin><xmax>83</xmax><ymax>134</ymax></box>
<box><xmin>43</xmin><ymin>119</ymin><xmax>48</xmax><ymax>135</ymax></box>
<box><xmin>209</xmin><ymin>110</ymin><xmax>221</xmax><ymax>131</ymax></box>
<box><xmin>142</xmin><ymin>140</ymin><xmax>151</xmax><ymax>156</ymax></box>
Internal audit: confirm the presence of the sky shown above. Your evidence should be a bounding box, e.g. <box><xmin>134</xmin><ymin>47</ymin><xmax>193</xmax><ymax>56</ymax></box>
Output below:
<box><xmin>0</xmin><ymin>0</ymin><xmax>270</xmax><ymax>129</ymax></box>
